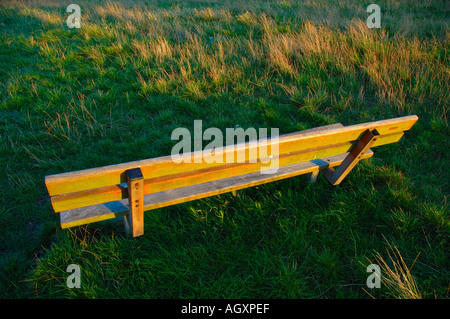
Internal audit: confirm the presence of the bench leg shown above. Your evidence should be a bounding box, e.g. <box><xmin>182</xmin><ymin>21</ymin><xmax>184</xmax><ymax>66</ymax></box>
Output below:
<box><xmin>323</xmin><ymin>129</ymin><xmax>380</xmax><ymax>186</ymax></box>
<box><xmin>305</xmin><ymin>170</ymin><xmax>319</xmax><ymax>183</ymax></box>
<box><xmin>124</xmin><ymin>168</ymin><xmax>144</xmax><ymax>237</ymax></box>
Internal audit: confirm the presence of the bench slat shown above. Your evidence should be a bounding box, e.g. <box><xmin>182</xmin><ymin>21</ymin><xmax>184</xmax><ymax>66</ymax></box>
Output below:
<box><xmin>59</xmin><ymin>150</ymin><xmax>374</xmax><ymax>229</ymax></box>
<box><xmin>50</xmin><ymin>131</ymin><xmax>403</xmax><ymax>212</ymax></box>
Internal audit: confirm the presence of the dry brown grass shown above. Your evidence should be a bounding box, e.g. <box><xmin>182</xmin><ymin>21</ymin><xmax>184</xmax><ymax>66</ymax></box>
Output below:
<box><xmin>365</xmin><ymin>241</ymin><xmax>422</xmax><ymax>299</ymax></box>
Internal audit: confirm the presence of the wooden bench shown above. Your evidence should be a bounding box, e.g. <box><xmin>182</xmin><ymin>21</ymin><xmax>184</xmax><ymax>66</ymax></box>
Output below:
<box><xmin>44</xmin><ymin>115</ymin><xmax>418</xmax><ymax>237</ymax></box>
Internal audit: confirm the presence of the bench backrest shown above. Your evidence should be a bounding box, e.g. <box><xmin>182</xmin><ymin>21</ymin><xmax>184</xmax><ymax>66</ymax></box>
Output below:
<box><xmin>45</xmin><ymin>115</ymin><xmax>418</xmax><ymax>215</ymax></box>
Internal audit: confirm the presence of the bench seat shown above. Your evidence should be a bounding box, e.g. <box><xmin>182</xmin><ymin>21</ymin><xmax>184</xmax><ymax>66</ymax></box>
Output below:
<box><xmin>59</xmin><ymin>150</ymin><xmax>374</xmax><ymax>229</ymax></box>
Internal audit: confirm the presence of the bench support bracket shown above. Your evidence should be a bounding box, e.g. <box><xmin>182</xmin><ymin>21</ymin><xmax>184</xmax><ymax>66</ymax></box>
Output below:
<box><xmin>323</xmin><ymin>129</ymin><xmax>380</xmax><ymax>186</ymax></box>
<box><xmin>124</xmin><ymin>168</ymin><xmax>144</xmax><ymax>237</ymax></box>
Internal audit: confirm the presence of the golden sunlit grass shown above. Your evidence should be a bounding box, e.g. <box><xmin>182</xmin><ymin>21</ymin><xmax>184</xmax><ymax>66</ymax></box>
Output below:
<box><xmin>374</xmin><ymin>246</ymin><xmax>422</xmax><ymax>299</ymax></box>
<box><xmin>364</xmin><ymin>240</ymin><xmax>423</xmax><ymax>299</ymax></box>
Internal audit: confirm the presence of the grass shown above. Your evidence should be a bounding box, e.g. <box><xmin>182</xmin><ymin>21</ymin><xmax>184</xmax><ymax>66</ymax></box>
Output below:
<box><xmin>0</xmin><ymin>0</ymin><xmax>449</xmax><ymax>299</ymax></box>
<box><xmin>367</xmin><ymin>239</ymin><xmax>423</xmax><ymax>299</ymax></box>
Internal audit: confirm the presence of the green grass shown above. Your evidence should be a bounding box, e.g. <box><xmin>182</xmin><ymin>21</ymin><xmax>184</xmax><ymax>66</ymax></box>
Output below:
<box><xmin>0</xmin><ymin>0</ymin><xmax>449</xmax><ymax>299</ymax></box>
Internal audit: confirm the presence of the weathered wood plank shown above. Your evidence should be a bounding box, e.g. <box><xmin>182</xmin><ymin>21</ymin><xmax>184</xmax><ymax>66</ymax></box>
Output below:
<box><xmin>123</xmin><ymin>168</ymin><xmax>144</xmax><ymax>237</ymax></box>
<box><xmin>59</xmin><ymin>150</ymin><xmax>374</xmax><ymax>229</ymax></box>
<box><xmin>50</xmin><ymin>131</ymin><xmax>403</xmax><ymax>212</ymax></box>
<box><xmin>292</xmin><ymin>123</ymin><xmax>342</xmax><ymax>184</ymax></box>
<box><xmin>45</xmin><ymin>116</ymin><xmax>417</xmax><ymax>197</ymax></box>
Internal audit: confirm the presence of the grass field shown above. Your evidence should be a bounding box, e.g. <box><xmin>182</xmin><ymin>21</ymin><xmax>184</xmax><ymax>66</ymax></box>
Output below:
<box><xmin>0</xmin><ymin>0</ymin><xmax>448</xmax><ymax>299</ymax></box>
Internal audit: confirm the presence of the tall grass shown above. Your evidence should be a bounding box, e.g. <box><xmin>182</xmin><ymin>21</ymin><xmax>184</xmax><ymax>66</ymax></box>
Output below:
<box><xmin>374</xmin><ymin>245</ymin><xmax>422</xmax><ymax>299</ymax></box>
